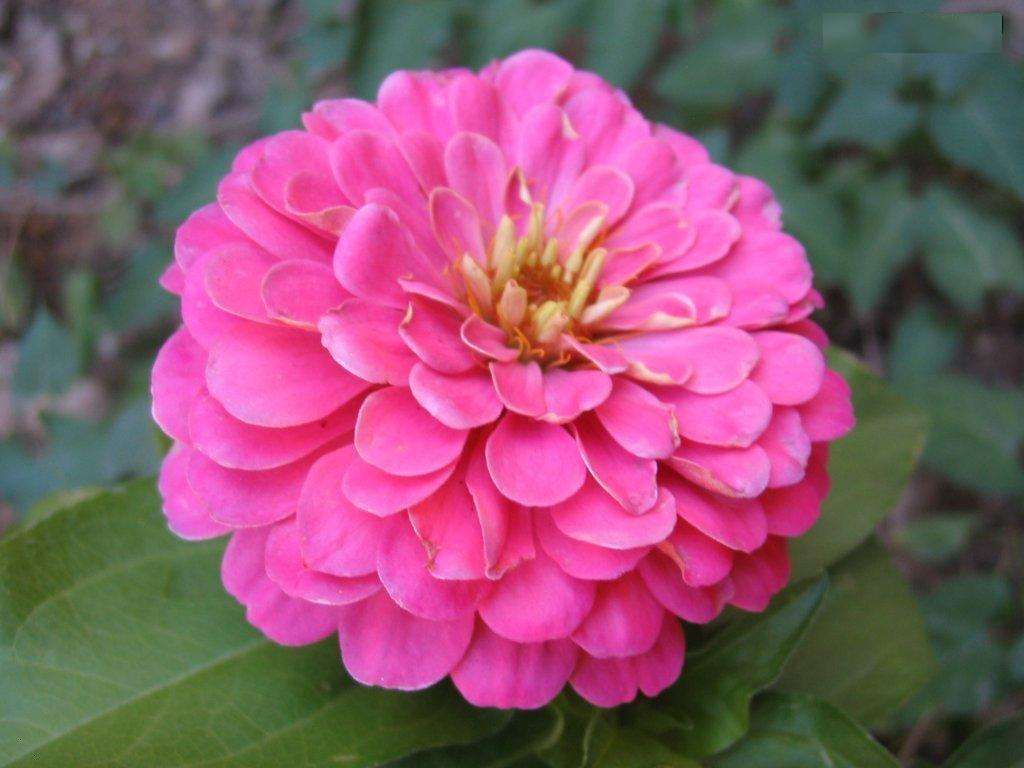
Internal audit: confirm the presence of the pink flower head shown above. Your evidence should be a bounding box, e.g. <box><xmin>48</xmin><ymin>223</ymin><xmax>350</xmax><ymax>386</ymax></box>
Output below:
<box><xmin>152</xmin><ymin>50</ymin><xmax>854</xmax><ymax>709</ymax></box>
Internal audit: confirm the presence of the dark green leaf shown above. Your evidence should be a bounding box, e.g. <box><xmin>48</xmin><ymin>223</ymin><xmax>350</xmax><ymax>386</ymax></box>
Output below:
<box><xmin>887</xmin><ymin>303</ymin><xmax>960</xmax><ymax>381</ymax></box>
<box><xmin>709</xmin><ymin>693</ymin><xmax>899</xmax><ymax>768</ymax></box>
<box><xmin>102</xmin><ymin>246</ymin><xmax>177</xmax><ymax>332</ymax></box>
<box><xmin>12</xmin><ymin>309</ymin><xmax>80</xmax><ymax>400</ymax></box>
<box><xmin>895</xmin><ymin>375</ymin><xmax>1024</xmax><ymax>495</ymax></box>
<box><xmin>387</xmin><ymin>709</ymin><xmax>562</xmax><ymax>768</ymax></box>
<box><xmin>0</xmin><ymin>481</ymin><xmax>508</xmax><ymax>767</ymax></box>
<box><xmin>583</xmin><ymin>0</ymin><xmax>669</xmax><ymax>89</ymax></box>
<box><xmin>585</xmin><ymin>718</ymin><xmax>699</xmax><ymax>768</ymax></box>
<box><xmin>918</xmin><ymin>186</ymin><xmax>1024</xmax><ymax>311</ymax></box>
<box><xmin>942</xmin><ymin>713</ymin><xmax>1024</xmax><ymax>768</ymax></box>
<box><xmin>891</xmin><ymin>512</ymin><xmax>976</xmax><ymax>563</ymax></box>
<box><xmin>464</xmin><ymin>0</ymin><xmax>584</xmax><ymax>65</ymax></box>
<box><xmin>812</xmin><ymin>83</ymin><xmax>918</xmax><ymax>151</ymax></box>
<box><xmin>789</xmin><ymin>350</ymin><xmax>927</xmax><ymax>578</ymax></box>
<box><xmin>627</xmin><ymin>577</ymin><xmax>827</xmax><ymax>758</ymax></box>
<box><xmin>776</xmin><ymin>541</ymin><xmax>935</xmax><ymax>727</ymax></box>
<box><xmin>928</xmin><ymin>67</ymin><xmax>1024</xmax><ymax>199</ymax></box>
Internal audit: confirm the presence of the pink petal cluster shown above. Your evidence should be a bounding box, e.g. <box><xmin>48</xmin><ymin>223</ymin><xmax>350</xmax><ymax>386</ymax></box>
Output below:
<box><xmin>152</xmin><ymin>50</ymin><xmax>854</xmax><ymax>709</ymax></box>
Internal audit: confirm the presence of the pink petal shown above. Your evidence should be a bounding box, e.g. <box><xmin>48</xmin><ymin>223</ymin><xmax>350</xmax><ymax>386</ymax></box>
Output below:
<box><xmin>320</xmin><ymin>299</ymin><xmax>416</xmax><ymax>386</ymax></box>
<box><xmin>594</xmin><ymin>378</ymin><xmax>679</xmax><ymax>459</ymax></box>
<box><xmin>762</xmin><ymin>475</ymin><xmax>823</xmax><ymax>538</ymax></box>
<box><xmin>597</xmin><ymin>242</ymin><xmax>663</xmax><ymax>288</ymax></box>
<box><xmin>298</xmin><ymin>446</ymin><xmax>384</xmax><ymax>577</ymax></box>
<box><xmin>622</xmin><ymin>326</ymin><xmax>760</xmax><ymax>394</ymax></box>
<box><xmin>217</xmin><ymin>171</ymin><xmax>332</xmax><ymax>262</ymax></box>
<box><xmin>378</xmin><ymin>70</ymin><xmax>454</xmax><ymax>137</ymax></box>
<box><xmin>479</xmin><ymin>545</ymin><xmax>596</xmax><ymax>642</ymax></box>
<box><xmin>574</xmin><ymin>414</ymin><xmax>659</xmax><ymax>515</ymax></box>
<box><xmin>181</xmin><ymin>253</ymin><xmax>252</xmax><ymax>349</ymax></box>
<box><xmin>465</xmin><ymin>440</ymin><xmax>536</xmax><ymax>579</ymax></box>
<box><xmin>302</xmin><ymin>97</ymin><xmax>394</xmax><ymax>140</ymax></box>
<box><xmin>174</xmin><ymin>203</ymin><xmax>249</xmax><ymax>273</ymax></box>
<box><xmin>444</xmin><ymin>132</ymin><xmax>507</xmax><ymax>228</ymax></box>
<box><xmin>490</xmin><ymin>359</ymin><xmax>546</xmax><ymax>417</ymax></box>
<box><xmin>655</xmin><ymin>380</ymin><xmax>772</xmax><ymax>449</ymax></box>
<box><xmin>635</xmin><ymin>616</ymin><xmax>686</xmax><ymax>697</ymax></box>
<box><xmin>189</xmin><ymin>391</ymin><xmax>357</xmax><ymax>471</ymax></box>
<box><xmin>342</xmin><ymin>450</ymin><xmax>456</xmax><ymax>517</ymax></box>
<box><xmin>158</xmin><ymin>444</ymin><xmax>230</xmax><ymax>540</ymax></box>
<box><xmin>429</xmin><ymin>186</ymin><xmax>486</xmax><ymax>262</ymax></box>
<box><xmin>151</xmin><ymin>327</ymin><xmax>206</xmax><ymax>443</ymax></box>
<box><xmin>707</xmin><ymin>229</ymin><xmax>812</xmax><ymax>305</ymax></box>
<box><xmin>759</xmin><ymin>407</ymin><xmax>811</xmax><ymax>488</ymax></box>
<box><xmin>750</xmin><ymin>330</ymin><xmax>826</xmax><ymax>406</ymax></box>
<box><xmin>560</xmin><ymin>165</ymin><xmax>634</xmax><ymax>227</ymax></box>
<box><xmin>551</xmin><ymin>479</ymin><xmax>676</xmax><ymax>550</ymax></box>
<box><xmin>408</xmin><ymin>363</ymin><xmax>503</xmax><ymax>430</ymax></box>
<box><xmin>329</xmin><ymin>129</ymin><xmax>421</xmax><ymax>206</ymax></box>
<box><xmin>517</xmin><ymin>104</ymin><xmax>585</xmax><ymax>209</ymax></box>
<box><xmin>399</xmin><ymin>297</ymin><xmax>477</xmax><ymax>374</ymax></box>
<box><xmin>159</xmin><ymin>263</ymin><xmax>185</xmax><ymax>295</ymax></box>
<box><xmin>682</xmin><ymin>162</ymin><xmax>738</xmax><ymax>215</ymax></box>
<box><xmin>333</xmin><ymin>203</ymin><xmax>438</xmax><ymax>309</ymax></box>
<box><xmin>355</xmin><ymin>387</ymin><xmax>468</xmax><ymax>476</ymax></box>
<box><xmin>654</xmin><ymin>124</ymin><xmax>710</xmax><ymax>168</ymax></box>
<box><xmin>460</xmin><ymin>315</ymin><xmax>518</xmax><ymax>362</ymax></box>
<box><xmin>485</xmin><ymin>414</ymin><xmax>587</xmax><ymax>506</ymax></box>
<box><xmin>638</xmin><ymin>550</ymin><xmax>732</xmax><ymax>623</ymax></box>
<box><xmin>262</xmin><ymin>259</ymin><xmax>348</xmax><ymax>330</ymax></box>
<box><xmin>409</xmin><ymin>474</ymin><xmax>488</xmax><ymax>580</ymax></box>
<box><xmin>662</xmin><ymin>472</ymin><xmax>768</xmax><ymax>553</ymax></box>
<box><xmin>250</xmin><ymin>131</ymin><xmax>343</xmax><ymax>216</ymax></box>
<box><xmin>668</xmin><ymin>520</ymin><xmax>734</xmax><ymax>587</ymax></box>
<box><xmin>562</xmin><ymin>336</ymin><xmax>629</xmax><ymax>374</ymax></box>
<box><xmin>625</xmin><ymin>276</ymin><xmax>732</xmax><ymax>326</ymax></box>
<box><xmin>729</xmin><ymin>537</ymin><xmax>790</xmax><ymax>612</ymax></box>
<box><xmin>452</xmin><ymin>622</ymin><xmax>578</xmax><ymax>709</ymax></box>
<box><xmin>598</xmin><ymin>290</ymin><xmax>696</xmax><ymax>333</ymax></box>
<box><xmin>572</xmin><ymin>573</ymin><xmax>665</xmax><ymax>659</ymax></box>
<box><xmin>570</xmin><ymin>654</ymin><xmax>638</xmax><ymax>707</ymax></box>
<box><xmin>376</xmin><ymin>515</ymin><xmax>490</xmax><ymax>620</ymax></box>
<box><xmin>649</xmin><ymin>210</ymin><xmax>740</xmax><ymax>277</ymax></box>
<box><xmin>265</xmin><ymin>519</ymin><xmax>380</xmax><ymax>605</ymax></box>
<box><xmin>206</xmin><ymin>324</ymin><xmax>370</xmax><ymax>428</ymax></box>
<box><xmin>203</xmin><ymin>243</ymin><xmax>276</xmax><ymax>323</ymax></box>
<box><xmin>493</xmin><ymin>49</ymin><xmax>574</xmax><ymax>117</ymax></box>
<box><xmin>449</xmin><ymin>74</ymin><xmax>514</xmax><ymax>150</ymax></box>
<box><xmin>668</xmin><ymin>440</ymin><xmax>772</xmax><ymax>499</ymax></box>
<box><xmin>618</xmin><ymin>138</ymin><xmax>681</xmax><ymax>210</ymax></box>
<box><xmin>397</xmin><ymin>130</ymin><xmax>447</xmax><ymax>192</ymax></box>
<box><xmin>799</xmin><ymin>369</ymin><xmax>855</xmax><ymax>441</ymax></box>
<box><xmin>605</xmin><ymin>202</ymin><xmax>695</xmax><ymax>262</ymax></box>
<box><xmin>337</xmin><ymin>590</ymin><xmax>474</xmax><ymax>691</ymax></box>
<box><xmin>540</xmin><ymin>368</ymin><xmax>612</xmax><ymax>424</ymax></box>
<box><xmin>564</xmin><ymin>88</ymin><xmax>650</xmax><ymax>165</ymax></box>
<box><xmin>221</xmin><ymin>528</ymin><xmax>338</xmax><ymax>646</ymax></box>
<box><xmin>535</xmin><ymin>511</ymin><xmax>649</xmax><ymax>581</ymax></box>
<box><xmin>725</xmin><ymin>286</ymin><xmax>791</xmax><ymax>330</ymax></box>
<box><xmin>188</xmin><ymin>448</ymin><xmax>318</xmax><ymax>528</ymax></box>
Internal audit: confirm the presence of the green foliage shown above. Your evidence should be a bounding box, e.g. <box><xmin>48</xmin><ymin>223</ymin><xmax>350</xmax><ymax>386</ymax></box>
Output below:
<box><xmin>941</xmin><ymin>714</ymin><xmax>1024</xmax><ymax>768</ymax></box>
<box><xmin>11</xmin><ymin>309</ymin><xmax>80</xmax><ymax>400</ymax></box>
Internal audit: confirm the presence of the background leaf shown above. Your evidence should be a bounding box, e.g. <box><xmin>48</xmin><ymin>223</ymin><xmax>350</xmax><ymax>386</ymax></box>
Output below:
<box><xmin>942</xmin><ymin>713</ymin><xmax>1024</xmax><ymax>768</ymax></box>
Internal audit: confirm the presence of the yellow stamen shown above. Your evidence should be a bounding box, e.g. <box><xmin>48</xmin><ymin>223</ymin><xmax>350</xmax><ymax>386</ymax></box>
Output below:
<box><xmin>567</xmin><ymin>248</ymin><xmax>607</xmax><ymax>318</ymax></box>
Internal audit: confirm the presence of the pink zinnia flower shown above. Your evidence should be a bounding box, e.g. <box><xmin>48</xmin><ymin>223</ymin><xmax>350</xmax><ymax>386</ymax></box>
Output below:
<box><xmin>152</xmin><ymin>50</ymin><xmax>854</xmax><ymax>709</ymax></box>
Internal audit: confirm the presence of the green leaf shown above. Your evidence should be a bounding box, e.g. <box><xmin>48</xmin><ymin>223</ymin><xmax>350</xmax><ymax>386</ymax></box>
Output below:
<box><xmin>928</xmin><ymin>67</ymin><xmax>1024</xmax><ymax>200</ymax></box>
<box><xmin>626</xmin><ymin>577</ymin><xmax>828</xmax><ymax>759</ymax></box>
<box><xmin>351</xmin><ymin>0</ymin><xmax>458</xmax><ymax>98</ymax></box>
<box><xmin>0</xmin><ymin>481</ymin><xmax>508</xmax><ymax>767</ymax></box>
<box><xmin>891</xmin><ymin>512</ymin><xmax>976</xmax><ymax>563</ymax></box>
<box><xmin>895</xmin><ymin>375</ymin><xmax>1024</xmax><ymax>495</ymax></box>
<box><xmin>812</xmin><ymin>83</ymin><xmax>918</xmax><ymax>151</ymax></box>
<box><xmin>11</xmin><ymin>309</ymin><xmax>80</xmax><ymax>400</ymax></box>
<box><xmin>0</xmin><ymin>251</ymin><xmax>30</xmax><ymax>332</ymax></box>
<box><xmin>386</xmin><ymin>709</ymin><xmax>563</xmax><ymax>767</ymax></box>
<box><xmin>887</xmin><ymin>303</ymin><xmax>960</xmax><ymax>381</ymax></box>
<box><xmin>583</xmin><ymin>0</ymin><xmax>669</xmax><ymax>89</ymax></box>
<box><xmin>585</xmin><ymin>718</ymin><xmax>699</xmax><ymax>768</ymax></box>
<box><xmin>102</xmin><ymin>245</ymin><xmax>177</xmax><ymax>332</ymax></box>
<box><xmin>943</xmin><ymin>714</ymin><xmax>1024</xmax><ymax>768</ymax></box>
<box><xmin>709</xmin><ymin>693</ymin><xmax>899</xmax><ymax>768</ymax></box>
<box><xmin>776</xmin><ymin>541</ymin><xmax>936</xmax><ymax>727</ymax></box>
<box><xmin>789</xmin><ymin>350</ymin><xmax>927</xmax><ymax>578</ymax></box>
<box><xmin>918</xmin><ymin>186</ymin><xmax>1024</xmax><ymax>311</ymax></box>
<box><xmin>464</xmin><ymin>0</ymin><xmax>584</xmax><ymax>65</ymax></box>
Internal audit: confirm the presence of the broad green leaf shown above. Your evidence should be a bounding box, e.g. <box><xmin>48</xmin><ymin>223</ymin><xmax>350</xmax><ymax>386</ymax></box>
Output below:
<box><xmin>789</xmin><ymin>350</ymin><xmax>927</xmax><ymax>578</ymax></box>
<box><xmin>387</xmin><ymin>709</ymin><xmax>563</xmax><ymax>767</ymax></box>
<box><xmin>929</xmin><ymin>67</ymin><xmax>1024</xmax><ymax>200</ymax></box>
<box><xmin>464</xmin><ymin>0</ymin><xmax>584</xmax><ymax>65</ymax></box>
<box><xmin>583</xmin><ymin>0</ymin><xmax>669</xmax><ymax>89</ymax></box>
<box><xmin>943</xmin><ymin>713</ymin><xmax>1024</xmax><ymax>768</ymax></box>
<box><xmin>101</xmin><ymin>245</ymin><xmax>177</xmax><ymax>331</ymax></box>
<box><xmin>585</xmin><ymin>718</ymin><xmax>699</xmax><ymax>768</ymax></box>
<box><xmin>895</xmin><ymin>375</ymin><xmax>1024</xmax><ymax>495</ymax></box>
<box><xmin>812</xmin><ymin>83</ymin><xmax>918</xmax><ymax>151</ymax></box>
<box><xmin>12</xmin><ymin>309</ymin><xmax>80</xmax><ymax>400</ymax></box>
<box><xmin>625</xmin><ymin>577</ymin><xmax>828</xmax><ymax>758</ymax></box>
<box><xmin>776</xmin><ymin>541</ymin><xmax>935</xmax><ymax>727</ymax></box>
<box><xmin>890</xmin><ymin>512</ymin><xmax>976</xmax><ymax>563</ymax></box>
<box><xmin>887</xmin><ymin>302</ymin><xmax>960</xmax><ymax>381</ymax></box>
<box><xmin>350</xmin><ymin>0</ymin><xmax>457</xmax><ymax>98</ymax></box>
<box><xmin>709</xmin><ymin>693</ymin><xmax>899</xmax><ymax>768</ymax></box>
<box><xmin>0</xmin><ymin>481</ymin><xmax>508</xmax><ymax>767</ymax></box>
<box><xmin>918</xmin><ymin>186</ymin><xmax>1024</xmax><ymax>312</ymax></box>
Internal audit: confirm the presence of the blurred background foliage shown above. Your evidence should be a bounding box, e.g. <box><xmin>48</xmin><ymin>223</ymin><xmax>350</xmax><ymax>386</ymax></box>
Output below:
<box><xmin>0</xmin><ymin>0</ymin><xmax>1021</xmax><ymax>763</ymax></box>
